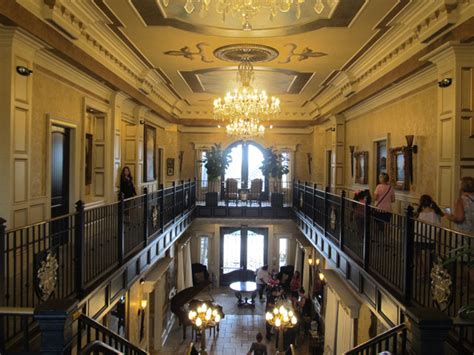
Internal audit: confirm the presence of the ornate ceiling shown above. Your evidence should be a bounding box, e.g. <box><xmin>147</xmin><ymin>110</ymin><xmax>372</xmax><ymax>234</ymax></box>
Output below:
<box><xmin>90</xmin><ymin>0</ymin><xmax>410</xmax><ymax>124</ymax></box>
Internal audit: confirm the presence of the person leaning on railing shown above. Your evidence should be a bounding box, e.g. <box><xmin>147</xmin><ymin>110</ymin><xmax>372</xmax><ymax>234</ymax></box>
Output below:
<box><xmin>445</xmin><ymin>176</ymin><xmax>474</xmax><ymax>235</ymax></box>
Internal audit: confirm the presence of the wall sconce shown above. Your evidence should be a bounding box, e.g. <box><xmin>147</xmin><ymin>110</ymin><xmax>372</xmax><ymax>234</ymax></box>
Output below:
<box><xmin>405</xmin><ymin>135</ymin><xmax>417</xmax><ymax>184</ymax></box>
<box><xmin>405</xmin><ymin>135</ymin><xmax>418</xmax><ymax>154</ymax></box>
<box><xmin>138</xmin><ymin>299</ymin><xmax>147</xmax><ymax>341</ymax></box>
<box><xmin>139</xmin><ymin>278</ymin><xmax>146</xmax><ymax>285</ymax></box>
<box><xmin>438</xmin><ymin>78</ymin><xmax>452</xmax><ymax>88</ymax></box>
<box><xmin>318</xmin><ymin>272</ymin><xmax>325</xmax><ymax>283</ymax></box>
<box><xmin>139</xmin><ymin>119</ymin><xmax>145</xmax><ymax>125</ymax></box>
<box><xmin>349</xmin><ymin>146</ymin><xmax>355</xmax><ymax>177</ymax></box>
<box><xmin>315</xmin><ymin>258</ymin><xmax>320</xmax><ymax>267</ymax></box>
<box><xmin>308</xmin><ymin>257</ymin><xmax>313</xmax><ymax>266</ymax></box>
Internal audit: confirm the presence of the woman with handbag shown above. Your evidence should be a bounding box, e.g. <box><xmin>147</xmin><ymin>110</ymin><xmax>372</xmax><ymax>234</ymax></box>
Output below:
<box><xmin>374</xmin><ymin>173</ymin><xmax>395</xmax><ymax>232</ymax></box>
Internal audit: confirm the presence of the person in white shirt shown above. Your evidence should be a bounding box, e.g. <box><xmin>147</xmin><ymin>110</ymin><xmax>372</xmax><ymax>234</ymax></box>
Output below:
<box><xmin>256</xmin><ymin>265</ymin><xmax>270</xmax><ymax>300</ymax></box>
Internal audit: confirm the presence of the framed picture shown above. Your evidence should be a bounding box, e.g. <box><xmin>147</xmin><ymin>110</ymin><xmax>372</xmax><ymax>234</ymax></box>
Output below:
<box><xmin>167</xmin><ymin>158</ymin><xmax>174</xmax><ymax>176</ymax></box>
<box><xmin>354</xmin><ymin>151</ymin><xmax>368</xmax><ymax>184</ymax></box>
<box><xmin>85</xmin><ymin>133</ymin><xmax>93</xmax><ymax>185</ymax></box>
<box><xmin>389</xmin><ymin>147</ymin><xmax>409</xmax><ymax>190</ymax></box>
<box><xmin>143</xmin><ymin>125</ymin><xmax>156</xmax><ymax>182</ymax></box>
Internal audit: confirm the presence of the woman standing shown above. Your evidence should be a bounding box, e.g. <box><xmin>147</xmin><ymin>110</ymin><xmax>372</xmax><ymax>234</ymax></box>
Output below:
<box><xmin>446</xmin><ymin>177</ymin><xmax>474</xmax><ymax>234</ymax></box>
<box><xmin>374</xmin><ymin>173</ymin><xmax>395</xmax><ymax>213</ymax></box>
<box><xmin>120</xmin><ymin>166</ymin><xmax>137</xmax><ymax>199</ymax></box>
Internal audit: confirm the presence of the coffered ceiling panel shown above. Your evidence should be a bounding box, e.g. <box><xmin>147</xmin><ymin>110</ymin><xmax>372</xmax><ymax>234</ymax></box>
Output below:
<box><xmin>94</xmin><ymin>0</ymin><xmax>409</xmax><ymax>121</ymax></box>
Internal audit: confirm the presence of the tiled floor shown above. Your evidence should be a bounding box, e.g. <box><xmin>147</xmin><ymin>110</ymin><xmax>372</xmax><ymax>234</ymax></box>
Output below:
<box><xmin>156</xmin><ymin>288</ymin><xmax>312</xmax><ymax>355</ymax></box>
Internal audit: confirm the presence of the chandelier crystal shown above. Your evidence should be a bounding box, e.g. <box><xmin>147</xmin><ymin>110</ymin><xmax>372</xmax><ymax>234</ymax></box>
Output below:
<box><xmin>162</xmin><ymin>0</ymin><xmax>339</xmax><ymax>30</ymax></box>
<box><xmin>213</xmin><ymin>57</ymin><xmax>280</xmax><ymax>139</ymax></box>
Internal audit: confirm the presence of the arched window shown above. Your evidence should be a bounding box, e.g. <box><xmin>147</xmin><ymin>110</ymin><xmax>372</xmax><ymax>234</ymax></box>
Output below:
<box><xmin>224</xmin><ymin>141</ymin><xmax>266</xmax><ymax>188</ymax></box>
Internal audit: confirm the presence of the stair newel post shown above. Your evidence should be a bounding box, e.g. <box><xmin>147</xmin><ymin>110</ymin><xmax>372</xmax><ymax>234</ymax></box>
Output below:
<box><xmin>324</xmin><ymin>186</ymin><xmax>329</xmax><ymax>236</ymax></box>
<box><xmin>117</xmin><ymin>192</ymin><xmax>125</xmax><ymax>265</ymax></box>
<box><xmin>340</xmin><ymin>190</ymin><xmax>346</xmax><ymax>248</ymax></box>
<box><xmin>143</xmin><ymin>187</ymin><xmax>149</xmax><ymax>247</ymax></box>
<box><xmin>313</xmin><ymin>184</ymin><xmax>317</xmax><ymax>226</ymax></box>
<box><xmin>74</xmin><ymin>200</ymin><xmax>85</xmax><ymax>296</ymax></box>
<box><xmin>159</xmin><ymin>184</ymin><xmax>164</xmax><ymax>233</ymax></box>
<box><xmin>363</xmin><ymin>195</ymin><xmax>372</xmax><ymax>269</ymax></box>
<box><xmin>403</xmin><ymin>205</ymin><xmax>415</xmax><ymax>303</ymax></box>
<box><xmin>172</xmin><ymin>181</ymin><xmax>177</xmax><ymax>223</ymax></box>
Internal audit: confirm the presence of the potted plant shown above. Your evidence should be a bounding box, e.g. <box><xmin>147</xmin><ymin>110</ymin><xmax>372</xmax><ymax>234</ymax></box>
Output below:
<box><xmin>200</xmin><ymin>144</ymin><xmax>231</xmax><ymax>206</ymax></box>
<box><xmin>259</xmin><ymin>147</ymin><xmax>289</xmax><ymax>207</ymax></box>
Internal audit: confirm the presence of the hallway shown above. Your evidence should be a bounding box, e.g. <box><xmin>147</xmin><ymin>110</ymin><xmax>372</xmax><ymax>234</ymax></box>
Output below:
<box><xmin>159</xmin><ymin>287</ymin><xmax>312</xmax><ymax>355</ymax></box>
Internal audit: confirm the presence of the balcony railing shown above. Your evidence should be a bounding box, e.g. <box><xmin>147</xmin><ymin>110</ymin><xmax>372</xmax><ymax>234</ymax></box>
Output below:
<box><xmin>0</xmin><ymin>180</ymin><xmax>196</xmax><ymax>311</ymax></box>
<box><xmin>292</xmin><ymin>181</ymin><xmax>474</xmax><ymax>349</ymax></box>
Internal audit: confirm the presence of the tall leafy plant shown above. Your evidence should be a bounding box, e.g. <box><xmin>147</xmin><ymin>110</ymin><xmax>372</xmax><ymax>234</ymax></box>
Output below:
<box><xmin>259</xmin><ymin>147</ymin><xmax>289</xmax><ymax>179</ymax></box>
<box><xmin>201</xmin><ymin>144</ymin><xmax>231</xmax><ymax>181</ymax></box>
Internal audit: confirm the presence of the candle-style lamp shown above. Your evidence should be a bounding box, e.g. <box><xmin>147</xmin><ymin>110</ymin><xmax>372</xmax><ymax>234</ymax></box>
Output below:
<box><xmin>349</xmin><ymin>146</ymin><xmax>355</xmax><ymax>177</ymax></box>
<box><xmin>266</xmin><ymin>301</ymin><xmax>298</xmax><ymax>353</ymax></box>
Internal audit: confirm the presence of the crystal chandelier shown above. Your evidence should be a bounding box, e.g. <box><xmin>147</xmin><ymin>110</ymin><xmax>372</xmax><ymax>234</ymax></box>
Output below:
<box><xmin>162</xmin><ymin>0</ymin><xmax>339</xmax><ymax>30</ymax></box>
<box><xmin>213</xmin><ymin>57</ymin><xmax>280</xmax><ymax>139</ymax></box>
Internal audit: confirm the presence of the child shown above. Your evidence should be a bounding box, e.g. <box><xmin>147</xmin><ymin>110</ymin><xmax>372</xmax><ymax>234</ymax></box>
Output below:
<box><xmin>247</xmin><ymin>332</ymin><xmax>268</xmax><ymax>355</ymax></box>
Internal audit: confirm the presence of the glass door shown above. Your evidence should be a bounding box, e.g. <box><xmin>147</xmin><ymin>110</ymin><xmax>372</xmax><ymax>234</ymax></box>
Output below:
<box><xmin>220</xmin><ymin>227</ymin><xmax>268</xmax><ymax>285</ymax></box>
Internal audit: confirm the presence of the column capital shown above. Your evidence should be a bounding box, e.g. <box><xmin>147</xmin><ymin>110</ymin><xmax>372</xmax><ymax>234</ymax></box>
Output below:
<box><xmin>420</xmin><ymin>42</ymin><xmax>474</xmax><ymax>67</ymax></box>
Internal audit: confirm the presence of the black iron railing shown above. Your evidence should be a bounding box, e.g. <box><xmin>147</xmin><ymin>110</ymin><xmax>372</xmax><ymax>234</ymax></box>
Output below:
<box><xmin>292</xmin><ymin>181</ymin><xmax>474</xmax><ymax>315</ymax></box>
<box><xmin>0</xmin><ymin>307</ymin><xmax>36</xmax><ymax>353</ymax></box>
<box><xmin>0</xmin><ymin>180</ymin><xmax>196</xmax><ymax>310</ymax></box>
<box><xmin>76</xmin><ymin>314</ymin><xmax>146</xmax><ymax>355</ymax></box>
<box><xmin>345</xmin><ymin>324</ymin><xmax>407</xmax><ymax>355</ymax></box>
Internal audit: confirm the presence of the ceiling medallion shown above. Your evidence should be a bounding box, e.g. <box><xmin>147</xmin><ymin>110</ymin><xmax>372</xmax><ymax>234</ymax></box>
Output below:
<box><xmin>162</xmin><ymin>0</ymin><xmax>339</xmax><ymax>30</ymax></box>
<box><xmin>214</xmin><ymin>44</ymin><xmax>279</xmax><ymax>63</ymax></box>
<box><xmin>213</xmin><ymin>54</ymin><xmax>280</xmax><ymax>139</ymax></box>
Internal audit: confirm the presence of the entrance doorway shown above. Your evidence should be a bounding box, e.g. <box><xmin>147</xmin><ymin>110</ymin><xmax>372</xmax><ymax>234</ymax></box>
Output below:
<box><xmin>220</xmin><ymin>227</ymin><xmax>268</xmax><ymax>286</ymax></box>
<box><xmin>51</xmin><ymin>125</ymin><xmax>70</xmax><ymax>218</ymax></box>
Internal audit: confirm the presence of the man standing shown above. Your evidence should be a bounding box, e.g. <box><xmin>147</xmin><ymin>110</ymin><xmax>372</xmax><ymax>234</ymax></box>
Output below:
<box><xmin>256</xmin><ymin>265</ymin><xmax>270</xmax><ymax>300</ymax></box>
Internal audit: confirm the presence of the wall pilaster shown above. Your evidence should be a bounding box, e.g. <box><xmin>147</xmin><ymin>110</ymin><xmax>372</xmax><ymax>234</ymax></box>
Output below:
<box><xmin>422</xmin><ymin>44</ymin><xmax>474</xmax><ymax>207</ymax></box>
<box><xmin>329</xmin><ymin>114</ymin><xmax>345</xmax><ymax>193</ymax></box>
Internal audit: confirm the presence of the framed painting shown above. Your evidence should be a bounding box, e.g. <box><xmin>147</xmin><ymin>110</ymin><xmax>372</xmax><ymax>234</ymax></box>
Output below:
<box><xmin>167</xmin><ymin>158</ymin><xmax>174</xmax><ymax>176</ymax></box>
<box><xmin>85</xmin><ymin>133</ymin><xmax>93</xmax><ymax>185</ymax></box>
<box><xmin>143</xmin><ymin>125</ymin><xmax>156</xmax><ymax>182</ymax></box>
<box><xmin>354</xmin><ymin>151</ymin><xmax>368</xmax><ymax>184</ymax></box>
<box><xmin>389</xmin><ymin>147</ymin><xmax>409</xmax><ymax>190</ymax></box>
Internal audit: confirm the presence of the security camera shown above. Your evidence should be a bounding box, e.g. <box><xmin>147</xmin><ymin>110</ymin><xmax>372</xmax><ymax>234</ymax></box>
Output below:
<box><xmin>16</xmin><ymin>66</ymin><xmax>33</xmax><ymax>76</ymax></box>
<box><xmin>438</xmin><ymin>78</ymin><xmax>452</xmax><ymax>88</ymax></box>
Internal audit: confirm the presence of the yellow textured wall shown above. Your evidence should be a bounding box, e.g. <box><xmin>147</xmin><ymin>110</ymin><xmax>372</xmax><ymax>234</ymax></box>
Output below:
<box><xmin>178</xmin><ymin>130</ymin><xmax>313</xmax><ymax>181</ymax></box>
<box><xmin>31</xmin><ymin>68</ymin><xmax>86</xmax><ymax>198</ymax></box>
<box><xmin>344</xmin><ymin>84</ymin><xmax>438</xmax><ymax>206</ymax></box>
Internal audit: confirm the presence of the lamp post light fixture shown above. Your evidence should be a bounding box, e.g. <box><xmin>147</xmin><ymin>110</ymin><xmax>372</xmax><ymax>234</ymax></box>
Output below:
<box><xmin>138</xmin><ymin>299</ymin><xmax>147</xmax><ymax>341</ymax></box>
<box><xmin>266</xmin><ymin>301</ymin><xmax>298</xmax><ymax>353</ymax></box>
<box><xmin>188</xmin><ymin>302</ymin><xmax>222</xmax><ymax>355</ymax></box>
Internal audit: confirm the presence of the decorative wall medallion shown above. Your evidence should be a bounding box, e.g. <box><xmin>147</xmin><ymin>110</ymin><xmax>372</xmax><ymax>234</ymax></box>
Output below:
<box><xmin>36</xmin><ymin>252</ymin><xmax>59</xmax><ymax>301</ymax></box>
<box><xmin>151</xmin><ymin>205</ymin><xmax>159</xmax><ymax>228</ymax></box>
<box><xmin>279</xmin><ymin>44</ymin><xmax>327</xmax><ymax>64</ymax></box>
<box><xmin>214</xmin><ymin>44</ymin><xmax>279</xmax><ymax>63</ymax></box>
<box><xmin>164</xmin><ymin>43</ymin><xmax>213</xmax><ymax>63</ymax></box>
<box><xmin>185</xmin><ymin>191</ymin><xmax>189</xmax><ymax>207</ymax></box>
<box><xmin>300</xmin><ymin>194</ymin><xmax>304</xmax><ymax>208</ymax></box>
<box><xmin>329</xmin><ymin>207</ymin><xmax>337</xmax><ymax>230</ymax></box>
<box><xmin>430</xmin><ymin>261</ymin><xmax>452</xmax><ymax>311</ymax></box>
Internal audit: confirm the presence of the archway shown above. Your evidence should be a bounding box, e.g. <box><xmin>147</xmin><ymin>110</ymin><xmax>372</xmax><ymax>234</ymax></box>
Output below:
<box><xmin>224</xmin><ymin>141</ymin><xmax>266</xmax><ymax>189</ymax></box>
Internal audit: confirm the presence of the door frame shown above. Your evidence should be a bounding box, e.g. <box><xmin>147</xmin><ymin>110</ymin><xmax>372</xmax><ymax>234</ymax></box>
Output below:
<box><xmin>46</xmin><ymin>115</ymin><xmax>80</xmax><ymax>219</ymax></box>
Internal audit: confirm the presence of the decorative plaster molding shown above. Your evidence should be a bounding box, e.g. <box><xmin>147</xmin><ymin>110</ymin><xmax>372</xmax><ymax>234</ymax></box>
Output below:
<box><xmin>179</xmin><ymin>125</ymin><xmax>313</xmax><ymax>135</ymax></box>
<box><xmin>343</xmin><ymin>66</ymin><xmax>437</xmax><ymax>121</ymax></box>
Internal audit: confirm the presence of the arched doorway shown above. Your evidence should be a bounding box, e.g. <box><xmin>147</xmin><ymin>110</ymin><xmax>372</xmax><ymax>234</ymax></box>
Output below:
<box><xmin>224</xmin><ymin>141</ymin><xmax>266</xmax><ymax>190</ymax></box>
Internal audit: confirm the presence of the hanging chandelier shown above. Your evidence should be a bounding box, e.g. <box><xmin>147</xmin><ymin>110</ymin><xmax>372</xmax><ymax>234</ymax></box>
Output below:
<box><xmin>213</xmin><ymin>57</ymin><xmax>280</xmax><ymax>139</ymax></box>
<box><xmin>162</xmin><ymin>0</ymin><xmax>339</xmax><ymax>30</ymax></box>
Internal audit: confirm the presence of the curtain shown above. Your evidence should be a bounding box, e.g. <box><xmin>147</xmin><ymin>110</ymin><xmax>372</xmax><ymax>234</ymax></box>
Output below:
<box><xmin>177</xmin><ymin>248</ymin><xmax>185</xmax><ymax>292</ymax></box>
<box><xmin>294</xmin><ymin>244</ymin><xmax>302</xmax><ymax>273</ymax></box>
<box><xmin>336</xmin><ymin>303</ymin><xmax>354</xmax><ymax>354</ymax></box>
<box><xmin>184</xmin><ymin>243</ymin><xmax>194</xmax><ymax>288</ymax></box>
<box><xmin>324</xmin><ymin>287</ymin><xmax>338</xmax><ymax>355</ymax></box>
<box><xmin>302</xmin><ymin>250</ymin><xmax>310</xmax><ymax>293</ymax></box>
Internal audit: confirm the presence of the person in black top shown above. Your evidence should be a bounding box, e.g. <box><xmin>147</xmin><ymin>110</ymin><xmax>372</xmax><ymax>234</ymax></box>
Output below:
<box><xmin>120</xmin><ymin>166</ymin><xmax>136</xmax><ymax>199</ymax></box>
<box><xmin>247</xmin><ymin>332</ymin><xmax>268</xmax><ymax>355</ymax></box>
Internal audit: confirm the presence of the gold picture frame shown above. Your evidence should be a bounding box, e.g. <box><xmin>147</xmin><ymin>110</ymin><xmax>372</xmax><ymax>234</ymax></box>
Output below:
<box><xmin>389</xmin><ymin>147</ymin><xmax>409</xmax><ymax>190</ymax></box>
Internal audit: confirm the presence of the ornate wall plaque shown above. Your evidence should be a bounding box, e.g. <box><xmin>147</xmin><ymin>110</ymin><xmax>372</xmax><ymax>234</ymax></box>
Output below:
<box><xmin>330</xmin><ymin>207</ymin><xmax>337</xmax><ymax>230</ymax></box>
<box><xmin>430</xmin><ymin>261</ymin><xmax>452</xmax><ymax>311</ymax></box>
<box><xmin>36</xmin><ymin>252</ymin><xmax>59</xmax><ymax>301</ymax></box>
<box><xmin>151</xmin><ymin>205</ymin><xmax>159</xmax><ymax>228</ymax></box>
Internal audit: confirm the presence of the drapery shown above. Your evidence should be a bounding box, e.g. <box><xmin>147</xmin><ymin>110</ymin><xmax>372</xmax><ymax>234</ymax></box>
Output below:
<box><xmin>302</xmin><ymin>250</ymin><xmax>310</xmax><ymax>293</ymax></box>
<box><xmin>184</xmin><ymin>242</ymin><xmax>194</xmax><ymax>288</ymax></box>
<box><xmin>324</xmin><ymin>287</ymin><xmax>338</xmax><ymax>355</ymax></box>
<box><xmin>294</xmin><ymin>244</ymin><xmax>302</xmax><ymax>273</ymax></box>
<box><xmin>336</xmin><ymin>303</ymin><xmax>354</xmax><ymax>354</ymax></box>
<box><xmin>177</xmin><ymin>247</ymin><xmax>185</xmax><ymax>292</ymax></box>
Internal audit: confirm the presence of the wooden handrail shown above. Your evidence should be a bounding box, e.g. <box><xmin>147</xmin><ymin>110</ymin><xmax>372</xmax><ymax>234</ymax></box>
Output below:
<box><xmin>345</xmin><ymin>324</ymin><xmax>406</xmax><ymax>354</ymax></box>
<box><xmin>0</xmin><ymin>306</ymin><xmax>34</xmax><ymax>315</ymax></box>
<box><xmin>82</xmin><ymin>340</ymin><xmax>123</xmax><ymax>355</ymax></box>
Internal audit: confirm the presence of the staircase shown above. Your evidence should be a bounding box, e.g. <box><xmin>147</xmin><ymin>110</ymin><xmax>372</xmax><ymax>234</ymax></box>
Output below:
<box><xmin>345</xmin><ymin>324</ymin><xmax>407</xmax><ymax>355</ymax></box>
